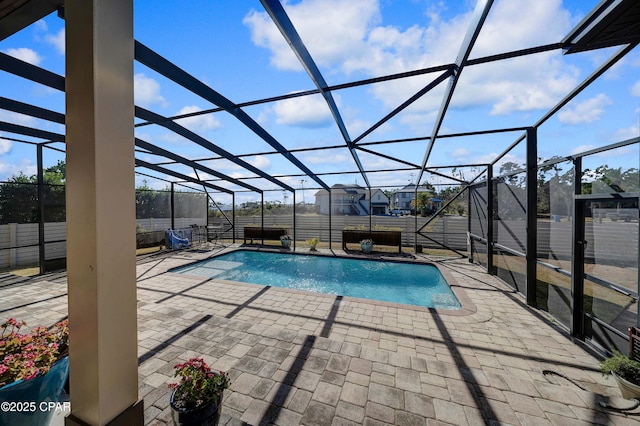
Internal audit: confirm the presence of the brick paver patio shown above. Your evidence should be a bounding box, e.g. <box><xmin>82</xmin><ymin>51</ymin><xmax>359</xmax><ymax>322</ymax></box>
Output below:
<box><xmin>2</xmin><ymin>244</ymin><xmax>639</xmax><ymax>425</ymax></box>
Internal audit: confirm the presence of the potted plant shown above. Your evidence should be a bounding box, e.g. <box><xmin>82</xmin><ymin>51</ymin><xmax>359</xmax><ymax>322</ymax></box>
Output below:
<box><xmin>360</xmin><ymin>239</ymin><xmax>374</xmax><ymax>253</ymax></box>
<box><xmin>601</xmin><ymin>351</ymin><xmax>640</xmax><ymax>399</ymax></box>
<box><xmin>280</xmin><ymin>234</ymin><xmax>292</xmax><ymax>249</ymax></box>
<box><xmin>0</xmin><ymin>318</ymin><xmax>70</xmax><ymax>426</ymax></box>
<box><xmin>169</xmin><ymin>357</ymin><xmax>230</xmax><ymax>425</ymax></box>
<box><xmin>306</xmin><ymin>237</ymin><xmax>319</xmax><ymax>251</ymax></box>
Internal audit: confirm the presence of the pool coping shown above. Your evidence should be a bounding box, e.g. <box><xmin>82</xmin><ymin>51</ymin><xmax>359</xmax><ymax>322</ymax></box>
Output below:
<box><xmin>167</xmin><ymin>246</ymin><xmax>477</xmax><ymax>316</ymax></box>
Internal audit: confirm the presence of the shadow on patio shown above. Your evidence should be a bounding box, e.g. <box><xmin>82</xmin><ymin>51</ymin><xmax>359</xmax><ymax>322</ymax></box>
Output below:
<box><xmin>2</xmin><ymin>247</ymin><xmax>639</xmax><ymax>425</ymax></box>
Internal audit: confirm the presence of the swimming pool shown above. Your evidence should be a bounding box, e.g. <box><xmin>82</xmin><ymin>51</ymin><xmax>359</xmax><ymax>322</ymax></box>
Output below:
<box><xmin>173</xmin><ymin>250</ymin><xmax>461</xmax><ymax>310</ymax></box>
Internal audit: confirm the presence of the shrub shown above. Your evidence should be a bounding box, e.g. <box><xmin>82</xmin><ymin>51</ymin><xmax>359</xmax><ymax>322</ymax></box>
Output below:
<box><xmin>601</xmin><ymin>351</ymin><xmax>640</xmax><ymax>385</ymax></box>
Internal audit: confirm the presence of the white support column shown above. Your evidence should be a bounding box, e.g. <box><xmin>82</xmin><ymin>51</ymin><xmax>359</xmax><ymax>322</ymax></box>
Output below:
<box><xmin>65</xmin><ymin>0</ymin><xmax>142</xmax><ymax>424</ymax></box>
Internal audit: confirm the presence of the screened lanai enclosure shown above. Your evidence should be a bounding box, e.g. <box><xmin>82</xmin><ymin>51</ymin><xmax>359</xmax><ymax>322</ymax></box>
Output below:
<box><xmin>1</xmin><ymin>0</ymin><xmax>639</xmax><ymax>359</ymax></box>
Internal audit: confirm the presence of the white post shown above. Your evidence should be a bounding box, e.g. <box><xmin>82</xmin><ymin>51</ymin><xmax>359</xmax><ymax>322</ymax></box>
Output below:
<box><xmin>65</xmin><ymin>0</ymin><xmax>142</xmax><ymax>424</ymax></box>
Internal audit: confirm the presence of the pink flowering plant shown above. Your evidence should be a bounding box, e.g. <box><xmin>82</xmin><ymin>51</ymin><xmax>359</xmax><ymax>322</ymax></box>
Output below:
<box><xmin>0</xmin><ymin>318</ymin><xmax>69</xmax><ymax>388</ymax></box>
<box><xmin>169</xmin><ymin>357</ymin><xmax>229</xmax><ymax>411</ymax></box>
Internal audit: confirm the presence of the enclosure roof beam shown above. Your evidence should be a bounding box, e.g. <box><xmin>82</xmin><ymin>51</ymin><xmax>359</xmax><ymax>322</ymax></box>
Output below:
<box><xmin>417</xmin><ymin>0</ymin><xmax>494</xmax><ymax>184</ymax></box>
<box><xmin>259</xmin><ymin>0</ymin><xmax>370</xmax><ymax>188</ymax></box>
<box><xmin>134</xmin><ymin>41</ymin><xmax>328</xmax><ymax>192</ymax></box>
<box><xmin>534</xmin><ymin>43</ymin><xmax>637</xmax><ymax>130</ymax></box>
<box><xmin>0</xmin><ymin>52</ymin><xmax>297</xmax><ymax>193</ymax></box>
<box><xmin>259</xmin><ymin>0</ymin><xmax>349</xmax><ymax>145</ymax></box>
<box><xmin>135</xmin><ymin>170</ymin><xmax>206</xmax><ymax>192</ymax></box>
<box><xmin>0</xmin><ymin>94</ymin><xmax>259</xmax><ymax>192</ymax></box>
<box><xmin>0</xmin><ymin>96</ymin><xmax>65</xmax><ymax>123</ymax></box>
<box><xmin>135</xmin><ymin>106</ymin><xmax>293</xmax><ymax>192</ymax></box>
<box><xmin>135</xmin><ymin>138</ymin><xmax>262</xmax><ymax>193</ymax></box>
<box><xmin>0</xmin><ymin>121</ymin><xmax>64</xmax><ymax>142</ymax></box>
<box><xmin>134</xmin><ymin>159</ymin><xmax>233</xmax><ymax>194</ymax></box>
<box><xmin>492</xmin><ymin>42</ymin><xmax>637</xmax><ymax>167</ymax></box>
<box><xmin>0</xmin><ymin>51</ymin><xmax>65</xmax><ymax>90</ymax></box>
<box><xmin>133</xmin><ymin>42</ymin><xmax>565</xmax><ymax>130</ymax></box>
<box><xmin>352</xmin><ymin>69</ymin><xmax>454</xmax><ymax>145</ymax></box>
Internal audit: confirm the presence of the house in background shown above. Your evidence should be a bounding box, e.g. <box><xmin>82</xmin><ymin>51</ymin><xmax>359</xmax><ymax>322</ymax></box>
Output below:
<box><xmin>315</xmin><ymin>184</ymin><xmax>389</xmax><ymax>215</ymax></box>
<box><xmin>369</xmin><ymin>188</ymin><xmax>389</xmax><ymax>215</ymax></box>
<box><xmin>390</xmin><ymin>184</ymin><xmax>436</xmax><ymax>213</ymax></box>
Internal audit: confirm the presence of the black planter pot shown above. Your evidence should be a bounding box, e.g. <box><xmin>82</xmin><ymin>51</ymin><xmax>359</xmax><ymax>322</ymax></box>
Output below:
<box><xmin>170</xmin><ymin>389</ymin><xmax>223</xmax><ymax>426</ymax></box>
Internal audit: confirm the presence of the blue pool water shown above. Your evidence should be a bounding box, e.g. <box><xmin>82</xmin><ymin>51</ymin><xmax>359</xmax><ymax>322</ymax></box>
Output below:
<box><xmin>173</xmin><ymin>250</ymin><xmax>461</xmax><ymax>310</ymax></box>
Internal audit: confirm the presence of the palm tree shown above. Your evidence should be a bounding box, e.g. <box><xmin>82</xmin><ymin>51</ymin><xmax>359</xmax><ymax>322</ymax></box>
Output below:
<box><xmin>411</xmin><ymin>192</ymin><xmax>431</xmax><ymax>216</ymax></box>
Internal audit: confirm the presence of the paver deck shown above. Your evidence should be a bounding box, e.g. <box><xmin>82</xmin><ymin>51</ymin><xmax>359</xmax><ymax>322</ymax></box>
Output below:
<box><xmin>2</xmin><ymin>244</ymin><xmax>639</xmax><ymax>425</ymax></box>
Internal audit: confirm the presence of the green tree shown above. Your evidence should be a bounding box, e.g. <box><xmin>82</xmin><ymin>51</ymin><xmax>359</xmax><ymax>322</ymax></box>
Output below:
<box><xmin>411</xmin><ymin>192</ymin><xmax>431</xmax><ymax>216</ymax></box>
<box><xmin>135</xmin><ymin>182</ymin><xmax>171</xmax><ymax>219</ymax></box>
<box><xmin>0</xmin><ymin>161</ymin><xmax>66</xmax><ymax>224</ymax></box>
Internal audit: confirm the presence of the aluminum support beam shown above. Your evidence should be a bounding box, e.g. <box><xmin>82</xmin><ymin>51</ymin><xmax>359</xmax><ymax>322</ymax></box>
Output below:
<box><xmin>36</xmin><ymin>144</ymin><xmax>45</xmax><ymax>274</ymax></box>
<box><xmin>0</xmin><ymin>95</ymin><xmax>254</xmax><ymax>194</ymax></box>
<box><xmin>170</xmin><ymin>182</ymin><xmax>175</xmax><ymax>230</ymax></box>
<box><xmin>135</xmin><ymin>106</ymin><xmax>294</xmax><ymax>192</ymax></box>
<box><xmin>135</xmin><ymin>159</ymin><xmax>233</xmax><ymax>194</ymax></box>
<box><xmin>525</xmin><ymin>128</ymin><xmax>537</xmax><ymax>306</ymax></box>
<box><xmin>0</xmin><ymin>96</ymin><xmax>65</xmax><ymax>123</ymax></box>
<box><xmin>486</xmin><ymin>165</ymin><xmax>494</xmax><ymax>274</ymax></box>
<box><xmin>259</xmin><ymin>0</ymin><xmax>370</xmax><ymax>188</ymax></box>
<box><xmin>135</xmin><ymin>138</ymin><xmax>261</xmax><ymax>193</ymax></box>
<box><xmin>494</xmin><ymin>43</ymin><xmax>637</xmax><ymax>167</ymax></box>
<box><xmin>134</xmin><ymin>41</ymin><xmax>329</xmax><ymax>191</ymax></box>
<box><xmin>571</xmin><ymin>157</ymin><xmax>585</xmax><ymax>337</ymax></box>
<box><xmin>0</xmin><ymin>51</ymin><xmax>65</xmax><ymax>90</ymax></box>
<box><xmin>0</xmin><ymin>50</ymin><xmax>296</xmax><ymax>194</ymax></box>
<box><xmin>417</xmin><ymin>0</ymin><xmax>494</xmax><ymax>184</ymax></box>
<box><xmin>0</xmin><ymin>121</ymin><xmax>64</xmax><ymax>142</ymax></box>
<box><xmin>353</xmin><ymin>69</ymin><xmax>453</xmax><ymax>144</ymax></box>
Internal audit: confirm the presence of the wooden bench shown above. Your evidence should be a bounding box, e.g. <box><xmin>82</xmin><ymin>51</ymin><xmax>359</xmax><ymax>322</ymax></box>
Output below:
<box><xmin>244</xmin><ymin>227</ymin><xmax>288</xmax><ymax>245</ymax></box>
<box><xmin>342</xmin><ymin>229</ymin><xmax>402</xmax><ymax>253</ymax></box>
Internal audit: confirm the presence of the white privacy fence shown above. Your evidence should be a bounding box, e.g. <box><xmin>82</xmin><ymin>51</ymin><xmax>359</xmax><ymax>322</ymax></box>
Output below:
<box><xmin>0</xmin><ymin>222</ymin><xmax>66</xmax><ymax>270</ymax></box>
<box><xmin>0</xmin><ymin>218</ymin><xmax>206</xmax><ymax>270</ymax></box>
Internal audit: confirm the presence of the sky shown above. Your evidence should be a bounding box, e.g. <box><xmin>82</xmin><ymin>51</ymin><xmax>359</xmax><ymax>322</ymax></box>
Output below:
<box><xmin>0</xmin><ymin>0</ymin><xmax>639</xmax><ymax>205</ymax></box>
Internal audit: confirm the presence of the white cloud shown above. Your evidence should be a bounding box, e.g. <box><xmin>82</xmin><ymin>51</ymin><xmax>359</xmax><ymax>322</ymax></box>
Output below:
<box><xmin>134</xmin><ymin>73</ymin><xmax>168</xmax><ymax>108</ymax></box>
<box><xmin>455</xmin><ymin>0</ymin><xmax>579</xmax><ymax>115</ymax></box>
<box><xmin>470</xmin><ymin>152</ymin><xmax>523</xmax><ymax>171</ymax></box>
<box><xmin>34</xmin><ymin>20</ymin><xmax>48</xmax><ymax>32</ymax></box>
<box><xmin>451</xmin><ymin>148</ymin><xmax>470</xmax><ymax>161</ymax></box>
<box><xmin>613</xmin><ymin>125</ymin><xmax>640</xmax><ymax>142</ymax></box>
<box><xmin>346</xmin><ymin>118</ymin><xmax>372</xmax><ymax>137</ymax></box>
<box><xmin>154</xmin><ymin>132</ymin><xmax>190</xmax><ymax>145</ymax></box>
<box><xmin>0</xmin><ymin>139</ymin><xmax>12</xmax><ymax>155</ymax></box>
<box><xmin>558</xmin><ymin>94</ymin><xmax>612</xmax><ymax>125</ymax></box>
<box><xmin>397</xmin><ymin>108</ymin><xmax>438</xmax><ymax>134</ymax></box>
<box><xmin>273</xmin><ymin>94</ymin><xmax>333</xmax><ymax>128</ymax></box>
<box><xmin>174</xmin><ymin>105</ymin><xmax>221</xmax><ymax>132</ymax></box>
<box><xmin>45</xmin><ymin>29</ymin><xmax>65</xmax><ymax>55</ymax></box>
<box><xmin>0</xmin><ymin>110</ymin><xmax>37</xmax><ymax>126</ymax></box>
<box><xmin>3</xmin><ymin>48</ymin><xmax>42</xmax><ymax>65</ymax></box>
<box><xmin>632</xmin><ymin>81</ymin><xmax>640</xmax><ymax>97</ymax></box>
<box><xmin>0</xmin><ymin>158</ymin><xmax>36</xmax><ymax>181</ymax></box>
<box><xmin>188</xmin><ymin>171</ymin><xmax>212</xmax><ymax>181</ymax></box>
<box><xmin>244</xmin><ymin>0</ymin><xmax>380</xmax><ymax>71</ymax></box>
<box><xmin>248</xmin><ymin>155</ymin><xmax>271</xmax><ymax>169</ymax></box>
<box><xmin>301</xmin><ymin>152</ymin><xmax>349</xmax><ymax>165</ymax></box>
<box><xmin>245</xmin><ymin>0</ymin><xmax>580</xmax><ymax>117</ymax></box>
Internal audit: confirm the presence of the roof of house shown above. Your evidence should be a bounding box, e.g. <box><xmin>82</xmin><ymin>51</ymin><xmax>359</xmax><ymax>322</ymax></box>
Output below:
<box><xmin>393</xmin><ymin>184</ymin><xmax>434</xmax><ymax>194</ymax></box>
